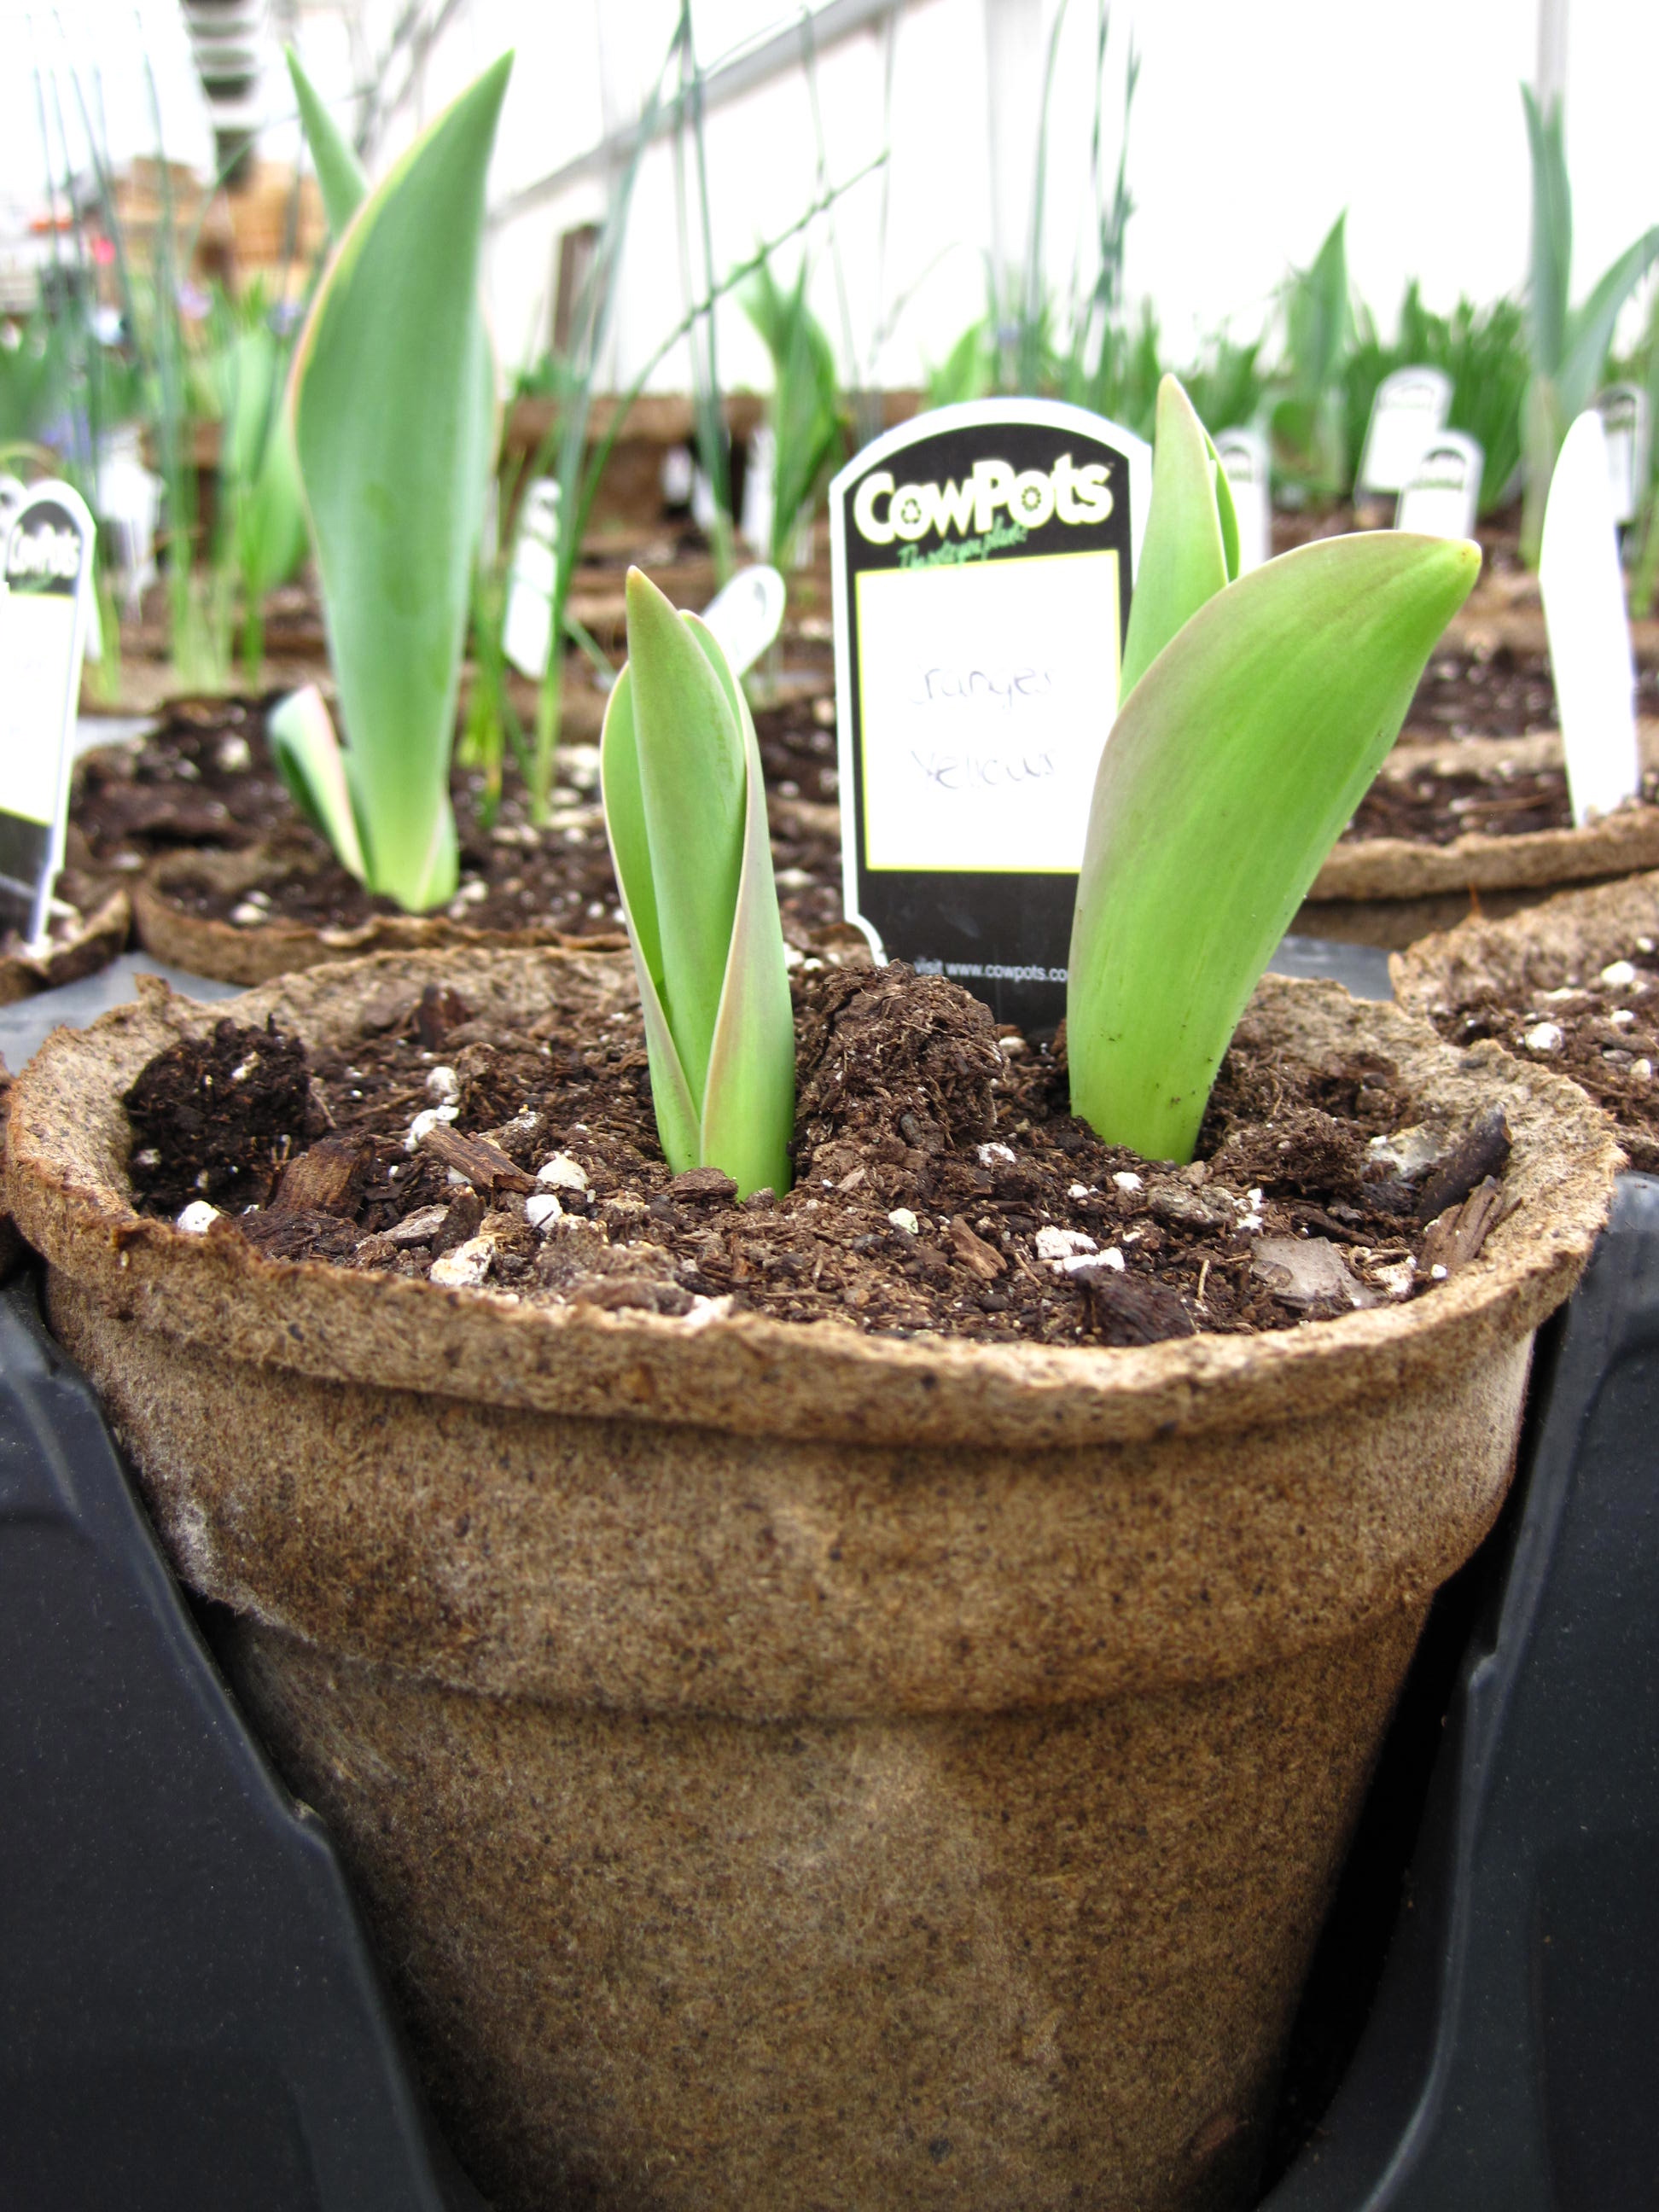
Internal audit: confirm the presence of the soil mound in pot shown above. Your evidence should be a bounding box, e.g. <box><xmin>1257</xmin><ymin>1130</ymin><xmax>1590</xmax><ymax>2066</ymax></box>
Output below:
<box><xmin>3</xmin><ymin>947</ymin><xmax>1618</xmax><ymax>2212</ymax></box>
<box><xmin>1394</xmin><ymin>869</ymin><xmax>1659</xmax><ymax>1173</ymax></box>
<box><xmin>119</xmin><ymin>962</ymin><xmax>1526</xmax><ymax>1347</ymax></box>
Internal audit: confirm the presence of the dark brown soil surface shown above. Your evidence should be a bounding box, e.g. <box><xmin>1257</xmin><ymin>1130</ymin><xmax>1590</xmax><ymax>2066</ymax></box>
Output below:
<box><xmin>123</xmin><ymin>967</ymin><xmax>1511</xmax><ymax>1348</ymax></box>
<box><xmin>1346</xmin><ymin>761</ymin><xmax>1659</xmax><ymax>847</ymax></box>
<box><xmin>73</xmin><ymin>689</ymin><xmax>843</xmax><ymax>949</ymax></box>
<box><xmin>1423</xmin><ymin>945</ymin><xmax>1659</xmax><ymax>1174</ymax></box>
<box><xmin>1403</xmin><ymin>645</ymin><xmax>1659</xmax><ymax>741</ymax></box>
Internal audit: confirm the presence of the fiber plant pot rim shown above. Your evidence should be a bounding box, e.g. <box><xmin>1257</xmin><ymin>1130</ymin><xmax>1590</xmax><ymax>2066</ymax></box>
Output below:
<box><xmin>1307</xmin><ymin>724</ymin><xmax>1659</xmax><ymax>905</ymax></box>
<box><xmin>131</xmin><ymin>844</ymin><xmax>626</xmax><ymax>987</ymax></box>
<box><xmin>1393</xmin><ymin>864</ymin><xmax>1659</xmax><ymax>1028</ymax></box>
<box><xmin>0</xmin><ymin>887</ymin><xmax>130</xmax><ymax>1007</ymax></box>
<box><xmin>3</xmin><ymin>945</ymin><xmax>1618</xmax><ymax>1456</ymax></box>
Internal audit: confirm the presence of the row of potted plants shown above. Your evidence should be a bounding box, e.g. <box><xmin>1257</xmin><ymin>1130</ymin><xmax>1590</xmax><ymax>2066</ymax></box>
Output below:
<box><xmin>3</xmin><ymin>50</ymin><xmax>1644</xmax><ymax>2212</ymax></box>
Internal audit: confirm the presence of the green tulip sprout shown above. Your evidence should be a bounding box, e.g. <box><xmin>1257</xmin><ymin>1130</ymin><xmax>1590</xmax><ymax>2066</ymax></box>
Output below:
<box><xmin>282</xmin><ymin>53</ymin><xmax>509</xmax><ymax>912</ymax></box>
<box><xmin>602</xmin><ymin>570</ymin><xmax>795</xmax><ymax>1199</ymax></box>
<box><xmin>608</xmin><ymin>375</ymin><xmax>1476</xmax><ymax>1199</ymax></box>
<box><xmin>1067</xmin><ymin>375</ymin><xmax>1478</xmax><ymax>1161</ymax></box>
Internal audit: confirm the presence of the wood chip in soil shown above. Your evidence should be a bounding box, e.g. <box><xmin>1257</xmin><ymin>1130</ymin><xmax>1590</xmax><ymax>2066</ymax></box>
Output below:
<box><xmin>122</xmin><ymin>968</ymin><xmax>1513</xmax><ymax>1348</ymax></box>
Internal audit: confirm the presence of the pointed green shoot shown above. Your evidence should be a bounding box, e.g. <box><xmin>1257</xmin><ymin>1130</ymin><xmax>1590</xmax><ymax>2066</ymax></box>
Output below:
<box><xmin>601</xmin><ymin>568</ymin><xmax>795</xmax><ymax>1198</ymax></box>
<box><xmin>1522</xmin><ymin>86</ymin><xmax>1571</xmax><ymax>381</ymax></box>
<box><xmin>286</xmin><ymin>49</ymin><xmax>368</xmax><ymax>236</ymax></box>
<box><xmin>268</xmin><ymin>685</ymin><xmax>368</xmax><ymax>882</ymax></box>
<box><xmin>1069</xmin><ymin>531</ymin><xmax>1480</xmax><ymax>1162</ymax></box>
<box><xmin>1118</xmin><ymin>375</ymin><xmax>1235</xmax><ymax>704</ymax></box>
<box><xmin>288</xmin><ymin>54</ymin><xmax>509</xmax><ymax>912</ymax></box>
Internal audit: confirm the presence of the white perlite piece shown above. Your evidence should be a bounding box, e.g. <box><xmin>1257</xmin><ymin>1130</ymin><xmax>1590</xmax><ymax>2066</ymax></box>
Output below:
<box><xmin>1610</xmin><ymin>1009</ymin><xmax>1636</xmax><ymax>1027</ymax></box>
<box><xmin>230</xmin><ymin>901</ymin><xmax>267</xmax><ymax>928</ymax></box>
<box><xmin>537</xmin><ymin>1152</ymin><xmax>590</xmax><ymax>1193</ymax></box>
<box><xmin>1372</xmin><ymin>1257</ymin><xmax>1417</xmax><ymax>1299</ymax></box>
<box><xmin>524</xmin><ymin>1192</ymin><xmax>564</xmax><ymax>1232</ymax></box>
<box><xmin>1035</xmin><ymin>1226</ymin><xmax>1097</xmax><ymax>1264</ymax></box>
<box><xmin>1062</xmin><ymin>1248</ymin><xmax>1125</xmax><ymax>1280</ymax></box>
<box><xmin>887</xmin><ymin>1208</ymin><xmax>920</xmax><ymax>1236</ymax></box>
<box><xmin>175</xmin><ymin>1201</ymin><xmax>220</xmax><ymax>1234</ymax></box>
<box><xmin>405</xmin><ymin>1103</ymin><xmax>459</xmax><ymax>1151</ymax></box>
<box><xmin>215</xmin><ymin>732</ymin><xmax>253</xmax><ymax>774</ymax></box>
<box><xmin>1600</xmin><ymin>959</ymin><xmax>1638</xmax><ymax>988</ymax></box>
<box><xmin>1068</xmin><ymin>1182</ymin><xmax>1095</xmax><ymax>1200</ymax></box>
<box><xmin>1524</xmin><ymin>1022</ymin><xmax>1565</xmax><ymax>1054</ymax></box>
<box><xmin>426</xmin><ymin>1064</ymin><xmax>459</xmax><ymax>1103</ymax></box>
<box><xmin>977</xmin><ymin>1142</ymin><xmax>1016</xmax><ymax>1167</ymax></box>
<box><xmin>430</xmin><ymin>1237</ymin><xmax>493</xmax><ymax>1288</ymax></box>
<box><xmin>1112</xmin><ymin>1171</ymin><xmax>1144</xmax><ymax>1192</ymax></box>
<box><xmin>1636</xmin><ymin>1060</ymin><xmax>1655</xmax><ymax>1081</ymax></box>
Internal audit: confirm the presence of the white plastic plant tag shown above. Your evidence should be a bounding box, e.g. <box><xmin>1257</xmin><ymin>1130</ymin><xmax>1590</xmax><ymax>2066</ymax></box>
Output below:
<box><xmin>1396</xmin><ymin>432</ymin><xmax>1482</xmax><ymax>541</ymax></box>
<box><xmin>701</xmin><ymin>564</ymin><xmax>786</xmax><ymax>678</ymax></box>
<box><xmin>0</xmin><ymin>482</ymin><xmax>96</xmax><ymax>946</ymax></box>
<box><xmin>1359</xmin><ymin>366</ymin><xmax>1452</xmax><ymax>497</ymax></box>
<box><xmin>741</xmin><ymin>423</ymin><xmax>776</xmax><ymax>557</ymax></box>
<box><xmin>1540</xmin><ymin>409</ymin><xmax>1641</xmax><ymax>829</ymax></box>
<box><xmin>1594</xmin><ymin>384</ymin><xmax>1650</xmax><ymax>527</ymax></box>
<box><xmin>502</xmin><ymin>477</ymin><xmax>560</xmax><ymax>680</ymax></box>
<box><xmin>829</xmin><ymin>399</ymin><xmax>1150</xmax><ymax>1032</ymax></box>
<box><xmin>1213</xmin><ymin>427</ymin><xmax>1271</xmax><ymax>572</ymax></box>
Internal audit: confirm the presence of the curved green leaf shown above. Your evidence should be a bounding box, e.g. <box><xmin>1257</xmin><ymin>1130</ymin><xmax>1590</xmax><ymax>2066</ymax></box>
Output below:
<box><xmin>290</xmin><ymin>54</ymin><xmax>510</xmax><ymax>911</ymax></box>
<box><xmin>1119</xmin><ymin>375</ymin><xmax>1231</xmax><ymax>703</ymax></box>
<box><xmin>700</xmin><ymin>673</ymin><xmax>796</xmax><ymax>1199</ymax></box>
<box><xmin>1069</xmin><ymin>532</ymin><xmax>1480</xmax><ymax>1161</ymax></box>
<box><xmin>623</xmin><ymin>568</ymin><xmax>747</xmax><ymax>1101</ymax></box>
<box><xmin>268</xmin><ymin>686</ymin><xmax>367</xmax><ymax>881</ymax></box>
<box><xmin>603</xmin><ymin>570</ymin><xmax>795</xmax><ymax>1196</ymax></box>
<box><xmin>1523</xmin><ymin>86</ymin><xmax>1571</xmax><ymax>379</ymax></box>
<box><xmin>600</xmin><ymin>665</ymin><xmax>700</xmax><ymax>1173</ymax></box>
<box><xmin>286</xmin><ymin>49</ymin><xmax>368</xmax><ymax>236</ymax></box>
<box><xmin>1561</xmin><ymin>227</ymin><xmax>1659</xmax><ymax>417</ymax></box>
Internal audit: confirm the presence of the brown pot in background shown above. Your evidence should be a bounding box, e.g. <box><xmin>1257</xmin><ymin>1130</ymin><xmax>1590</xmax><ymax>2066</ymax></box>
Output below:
<box><xmin>1295</xmin><ymin>729</ymin><xmax>1659</xmax><ymax>950</ymax></box>
<box><xmin>131</xmin><ymin>846</ymin><xmax>625</xmax><ymax>986</ymax></box>
<box><xmin>1392</xmin><ymin>867</ymin><xmax>1659</xmax><ymax>1028</ymax></box>
<box><xmin>0</xmin><ymin>887</ymin><xmax>131</xmax><ymax>1006</ymax></box>
<box><xmin>2</xmin><ymin>948</ymin><xmax>1617</xmax><ymax>2212</ymax></box>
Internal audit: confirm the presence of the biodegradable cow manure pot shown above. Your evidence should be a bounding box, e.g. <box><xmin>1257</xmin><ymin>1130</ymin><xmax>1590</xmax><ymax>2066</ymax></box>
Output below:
<box><xmin>1394</xmin><ymin>867</ymin><xmax>1659</xmax><ymax>1172</ymax></box>
<box><xmin>3</xmin><ymin>942</ymin><xmax>1617</xmax><ymax>2212</ymax></box>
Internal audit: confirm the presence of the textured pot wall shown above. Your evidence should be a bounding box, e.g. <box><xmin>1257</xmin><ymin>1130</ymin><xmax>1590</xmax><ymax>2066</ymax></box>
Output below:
<box><xmin>7</xmin><ymin>950</ymin><xmax>1621</xmax><ymax>2212</ymax></box>
<box><xmin>225</xmin><ymin>1610</ymin><xmax>1419</xmax><ymax>2212</ymax></box>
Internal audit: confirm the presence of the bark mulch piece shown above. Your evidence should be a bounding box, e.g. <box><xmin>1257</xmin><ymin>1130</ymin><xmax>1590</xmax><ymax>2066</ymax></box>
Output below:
<box><xmin>123</xmin><ymin>967</ymin><xmax>1511</xmax><ymax>1349</ymax></box>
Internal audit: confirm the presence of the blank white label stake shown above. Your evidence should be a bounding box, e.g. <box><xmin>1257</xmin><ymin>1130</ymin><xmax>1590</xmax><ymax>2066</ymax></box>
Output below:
<box><xmin>1396</xmin><ymin>432</ymin><xmax>1483</xmax><ymax>541</ymax></box>
<box><xmin>1214</xmin><ymin>427</ymin><xmax>1271</xmax><ymax>572</ymax></box>
<box><xmin>700</xmin><ymin>564</ymin><xmax>786</xmax><ymax>678</ymax></box>
<box><xmin>0</xmin><ymin>481</ymin><xmax>96</xmax><ymax>946</ymax></box>
<box><xmin>1540</xmin><ymin>410</ymin><xmax>1640</xmax><ymax>828</ymax></box>
<box><xmin>1359</xmin><ymin>366</ymin><xmax>1452</xmax><ymax>497</ymax></box>
<box><xmin>503</xmin><ymin>479</ymin><xmax>560</xmax><ymax>680</ymax></box>
<box><xmin>1595</xmin><ymin>385</ymin><xmax>1650</xmax><ymax>527</ymax></box>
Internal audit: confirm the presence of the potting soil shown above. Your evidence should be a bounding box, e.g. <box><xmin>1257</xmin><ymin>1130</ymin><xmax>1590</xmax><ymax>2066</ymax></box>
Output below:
<box><xmin>1418</xmin><ymin>947</ymin><xmax>1659</xmax><ymax>1173</ymax></box>
<box><xmin>122</xmin><ymin>963</ymin><xmax>1511</xmax><ymax>1348</ymax></box>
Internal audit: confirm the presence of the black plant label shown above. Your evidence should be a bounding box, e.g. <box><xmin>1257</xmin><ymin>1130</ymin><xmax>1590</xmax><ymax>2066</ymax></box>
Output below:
<box><xmin>829</xmin><ymin>402</ymin><xmax>1146</xmax><ymax>1032</ymax></box>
